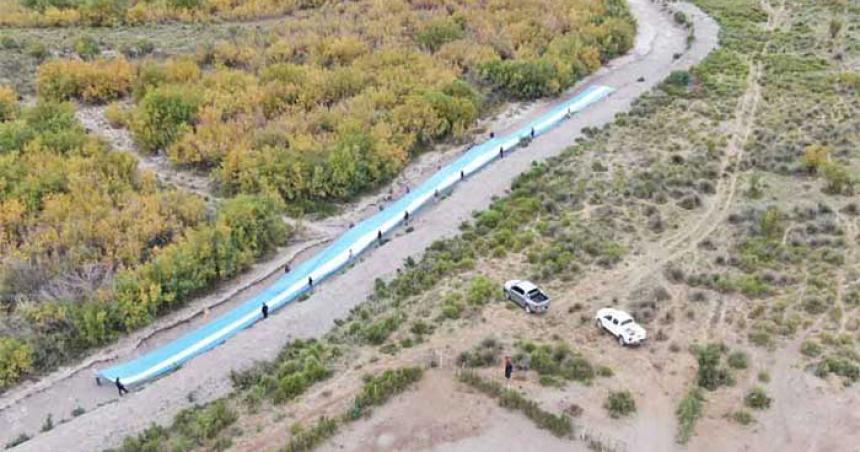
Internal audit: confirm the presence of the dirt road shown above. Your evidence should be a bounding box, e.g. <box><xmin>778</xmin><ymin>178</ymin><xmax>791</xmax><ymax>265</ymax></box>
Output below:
<box><xmin>2</xmin><ymin>1</ymin><xmax>719</xmax><ymax>450</ymax></box>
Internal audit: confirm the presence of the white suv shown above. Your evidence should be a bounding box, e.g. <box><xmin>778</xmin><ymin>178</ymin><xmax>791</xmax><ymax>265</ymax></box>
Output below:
<box><xmin>595</xmin><ymin>308</ymin><xmax>647</xmax><ymax>346</ymax></box>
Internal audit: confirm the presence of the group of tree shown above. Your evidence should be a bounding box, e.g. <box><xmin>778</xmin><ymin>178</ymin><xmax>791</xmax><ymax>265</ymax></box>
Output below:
<box><xmin>0</xmin><ymin>87</ymin><xmax>291</xmax><ymax>389</ymax></box>
<box><xmin>33</xmin><ymin>0</ymin><xmax>633</xmax><ymax>212</ymax></box>
<box><xmin>0</xmin><ymin>0</ymin><xmax>326</xmax><ymax>27</ymax></box>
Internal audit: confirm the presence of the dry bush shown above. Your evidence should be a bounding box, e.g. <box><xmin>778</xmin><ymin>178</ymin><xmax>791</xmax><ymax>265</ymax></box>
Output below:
<box><xmin>37</xmin><ymin>57</ymin><xmax>134</xmax><ymax>104</ymax></box>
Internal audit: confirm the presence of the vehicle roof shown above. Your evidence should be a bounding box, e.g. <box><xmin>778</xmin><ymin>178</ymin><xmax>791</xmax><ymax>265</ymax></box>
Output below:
<box><xmin>515</xmin><ymin>280</ymin><xmax>539</xmax><ymax>292</ymax></box>
<box><xmin>600</xmin><ymin>307</ymin><xmax>633</xmax><ymax>321</ymax></box>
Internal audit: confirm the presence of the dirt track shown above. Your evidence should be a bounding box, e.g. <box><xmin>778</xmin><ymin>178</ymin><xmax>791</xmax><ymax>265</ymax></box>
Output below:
<box><xmin>1</xmin><ymin>1</ymin><xmax>719</xmax><ymax>450</ymax></box>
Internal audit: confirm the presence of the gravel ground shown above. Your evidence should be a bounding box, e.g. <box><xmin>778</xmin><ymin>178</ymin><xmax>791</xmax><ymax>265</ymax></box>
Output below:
<box><xmin>2</xmin><ymin>1</ymin><xmax>718</xmax><ymax>450</ymax></box>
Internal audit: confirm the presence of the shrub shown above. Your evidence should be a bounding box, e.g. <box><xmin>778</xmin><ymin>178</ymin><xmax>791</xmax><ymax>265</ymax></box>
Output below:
<box><xmin>104</xmin><ymin>102</ymin><xmax>127</xmax><ymax>128</ymax></box>
<box><xmin>118</xmin><ymin>400</ymin><xmax>236</xmax><ymax>451</ymax></box>
<box><xmin>727</xmin><ymin>351</ymin><xmax>749</xmax><ymax>369</ymax></box>
<box><xmin>79</xmin><ymin>0</ymin><xmax>129</xmax><ymax>26</ymax></box>
<box><xmin>458</xmin><ymin>371</ymin><xmax>572</xmax><ymax>437</ymax></box>
<box><xmin>230</xmin><ymin>339</ymin><xmax>332</xmax><ymax>404</ymax></box>
<box><xmin>732</xmin><ymin>410</ymin><xmax>753</xmax><ymax>425</ymax></box>
<box><xmin>0</xmin><ymin>85</ymin><xmax>18</xmax><ymax>122</ymax></box>
<box><xmin>744</xmin><ymin>387</ymin><xmax>771</xmax><ymax>410</ymax></box>
<box><xmin>359</xmin><ymin>315</ymin><xmax>403</xmax><ymax>345</ymax></box>
<box><xmin>516</xmin><ymin>342</ymin><xmax>594</xmax><ymax>384</ymax></box>
<box><xmin>283</xmin><ymin>417</ymin><xmax>339</xmax><ymax>452</ymax></box>
<box><xmin>800</xmin><ymin>340</ymin><xmax>822</xmax><ymax>357</ymax></box>
<box><xmin>696</xmin><ymin>343</ymin><xmax>734</xmax><ymax>390</ymax></box>
<box><xmin>675</xmin><ymin>388</ymin><xmax>704</xmax><ymax>444</ymax></box>
<box><xmin>456</xmin><ymin>336</ymin><xmax>502</xmax><ymax>367</ymax></box>
<box><xmin>604</xmin><ymin>390</ymin><xmax>636</xmax><ymax>418</ymax></box>
<box><xmin>350</xmin><ymin>367</ymin><xmax>423</xmax><ymax>417</ymax></box>
<box><xmin>37</xmin><ymin>57</ymin><xmax>134</xmax><ymax>103</ymax></box>
<box><xmin>0</xmin><ymin>337</ymin><xmax>34</xmax><ymax>389</ymax></box>
<box><xmin>416</xmin><ymin>18</ymin><xmax>465</xmax><ymax>52</ymax></box>
<box><xmin>815</xmin><ymin>356</ymin><xmax>860</xmax><ymax>382</ymax></box>
<box><xmin>71</xmin><ymin>406</ymin><xmax>85</xmax><ymax>417</ymax></box>
<box><xmin>27</xmin><ymin>41</ymin><xmax>49</xmax><ymax>60</ymax></box>
<box><xmin>73</xmin><ymin>34</ymin><xmax>100</xmax><ymax>59</ymax></box>
<box><xmin>4</xmin><ymin>433</ymin><xmax>30</xmax><ymax>448</ymax></box>
<box><xmin>801</xmin><ymin>144</ymin><xmax>830</xmax><ymax>173</ymax></box>
<box><xmin>440</xmin><ymin>301</ymin><xmax>463</xmax><ymax>319</ymax></box>
<box><xmin>41</xmin><ymin>414</ymin><xmax>54</xmax><ymax>432</ymax></box>
<box><xmin>480</xmin><ymin>59</ymin><xmax>560</xmax><ymax>99</ymax></box>
<box><xmin>466</xmin><ymin>275</ymin><xmax>495</xmax><ymax>305</ymax></box>
<box><xmin>667</xmin><ymin>70</ymin><xmax>693</xmax><ymax>88</ymax></box>
<box><xmin>822</xmin><ymin>162</ymin><xmax>855</xmax><ymax>195</ymax></box>
<box><xmin>131</xmin><ymin>84</ymin><xmax>201</xmax><ymax>153</ymax></box>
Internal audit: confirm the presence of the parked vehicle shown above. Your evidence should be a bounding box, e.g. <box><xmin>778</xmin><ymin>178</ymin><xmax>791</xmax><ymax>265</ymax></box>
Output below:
<box><xmin>595</xmin><ymin>308</ymin><xmax>647</xmax><ymax>346</ymax></box>
<box><xmin>503</xmin><ymin>280</ymin><xmax>550</xmax><ymax>313</ymax></box>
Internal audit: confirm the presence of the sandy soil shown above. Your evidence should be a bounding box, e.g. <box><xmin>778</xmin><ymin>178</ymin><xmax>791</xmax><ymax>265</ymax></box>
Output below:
<box><xmin>1</xmin><ymin>1</ymin><xmax>719</xmax><ymax>450</ymax></box>
<box><xmin>319</xmin><ymin>370</ymin><xmax>586</xmax><ymax>452</ymax></box>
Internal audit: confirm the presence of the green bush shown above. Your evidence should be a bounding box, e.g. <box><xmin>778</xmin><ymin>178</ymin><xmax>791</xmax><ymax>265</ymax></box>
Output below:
<box><xmin>604</xmin><ymin>390</ymin><xmax>636</xmax><ymax>418</ymax></box>
<box><xmin>350</xmin><ymin>367</ymin><xmax>423</xmax><ymax>418</ymax></box>
<box><xmin>359</xmin><ymin>315</ymin><xmax>403</xmax><ymax>345</ymax></box>
<box><xmin>744</xmin><ymin>387</ymin><xmax>771</xmax><ymax>410</ymax></box>
<box><xmin>480</xmin><ymin>59</ymin><xmax>560</xmax><ymax>99</ymax></box>
<box><xmin>230</xmin><ymin>339</ymin><xmax>334</xmax><ymax>404</ymax></box>
<box><xmin>727</xmin><ymin>351</ymin><xmax>749</xmax><ymax>369</ymax></box>
<box><xmin>696</xmin><ymin>343</ymin><xmax>734</xmax><ymax>390</ymax></box>
<box><xmin>466</xmin><ymin>275</ymin><xmax>495</xmax><ymax>305</ymax></box>
<box><xmin>440</xmin><ymin>301</ymin><xmax>463</xmax><ymax>319</ymax></box>
<box><xmin>458</xmin><ymin>371</ymin><xmax>572</xmax><ymax>437</ymax></box>
<box><xmin>517</xmin><ymin>341</ymin><xmax>594</xmax><ymax>384</ymax></box>
<box><xmin>283</xmin><ymin>417</ymin><xmax>339</xmax><ymax>452</ymax></box>
<box><xmin>0</xmin><ymin>337</ymin><xmax>34</xmax><ymax>389</ymax></box>
<box><xmin>815</xmin><ymin>356</ymin><xmax>860</xmax><ymax>382</ymax></box>
<box><xmin>456</xmin><ymin>336</ymin><xmax>502</xmax><ymax>367</ymax></box>
<box><xmin>800</xmin><ymin>340</ymin><xmax>822</xmax><ymax>357</ymax></box>
<box><xmin>74</xmin><ymin>35</ymin><xmax>101</xmax><ymax>60</ymax></box>
<box><xmin>416</xmin><ymin>18</ymin><xmax>465</xmax><ymax>52</ymax></box>
<box><xmin>132</xmin><ymin>85</ymin><xmax>201</xmax><ymax>153</ymax></box>
<box><xmin>675</xmin><ymin>388</ymin><xmax>704</xmax><ymax>444</ymax></box>
<box><xmin>732</xmin><ymin>410</ymin><xmax>753</xmax><ymax>425</ymax></box>
<box><xmin>4</xmin><ymin>433</ymin><xmax>31</xmax><ymax>449</ymax></box>
<box><xmin>117</xmin><ymin>400</ymin><xmax>236</xmax><ymax>451</ymax></box>
<box><xmin>79</xmin><ymin>0</ymin><xmax>130</xmax><ymax>26</ymax></box>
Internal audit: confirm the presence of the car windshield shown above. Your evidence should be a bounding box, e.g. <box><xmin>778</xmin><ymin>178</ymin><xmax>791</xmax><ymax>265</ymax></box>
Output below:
<box><xmin>527</xmin><ymin>289</ymin><xmax>548</xmax><ymax>302</ymax></box>
<box><xmin>621</xmin><ymin>319</ymin><xmax>633</xmax><ymax>326</ymax></box>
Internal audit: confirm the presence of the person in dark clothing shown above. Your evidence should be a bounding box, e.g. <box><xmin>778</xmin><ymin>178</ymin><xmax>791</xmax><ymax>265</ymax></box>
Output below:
<box><xmin>377</xmin><ymin>230</ymin><xmax>383</xmax><ymax>242</ymax></box>
<box><xmin>499</xmin><ymin>147</ymin><xmax>504</xmax><ymax>158</ymax></box>
<box><xmin>504</xmin><ymin>356</ymin><xmax>513</xmax><ymax>386</ymax></box>
<box><xmin>530</xmin><ymin>128</ymin><xmax>535</xmax><ymax>138</ymax></box>
<box><xmin>261</xmin><ymin>303</ymin><xmax>269</xmax><ymax>319</ymax></box>
<box><xmin>115</xmin><ymin>377</ymin><xmax>129</xmax><ymax>396</ymax></box>
<box><xmin>460</xmin><ymin>170</ymin><xmax>465</xmax><ymax>180</ymax></box>
<box><xmin>404</xmin><ymin>211</ymin><xmax>410</xmax><ymax>223</ymax></box>
<box><xmin>308</xmin><ymin>276</ymin><xmax>313</xmax><ymax>288</ymax></box>
<box><xmin>489</xmin><ymin>131</ymin><xmax>495</xmax><ymax>139</ymax></box>
<box><xmin>284</xmin><ymin>263</ymin><xmax>290</xmax><ymax>273</ymax></box>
